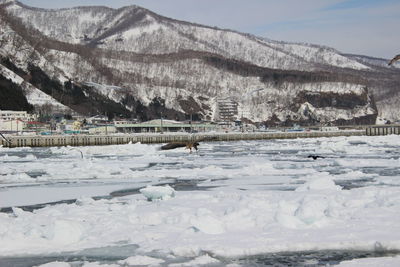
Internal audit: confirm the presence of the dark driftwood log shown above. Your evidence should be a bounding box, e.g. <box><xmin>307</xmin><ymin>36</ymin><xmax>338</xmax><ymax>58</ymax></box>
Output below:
<box><xmin>161</xmin><ymin>142</ymin><xmax>199</xmax><ymax>151</ymax></box>
<box><xmin>0</xmin><ymin>132</ymin><xmax>10</xmax><ymax>144</ymax></box>
<box><xmin>389</xmin><ymin>54</ymin><xmax>400</xmax><ymax>66</ymax></box>
<box><xmin>161</xmin><ymin>142</ymin><xmax>187</xmax><ymax>150</ymax></box>
<box><xmin>161</xmin><ymin>136</ymin><xmax>218</xmax><ymax>152</ymax></box>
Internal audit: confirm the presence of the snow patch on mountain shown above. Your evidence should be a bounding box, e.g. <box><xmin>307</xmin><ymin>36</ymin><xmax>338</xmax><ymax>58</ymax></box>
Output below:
<box><xmin>112</xmin><ymin>20</ymin><xmax>166</xmax><ymax>43</ymax></box>
<box><xmin>267</xmin><ymin>41</ymin><xmax>370</xmax><ymax>70</ymax></box>
<box><xmin>300</xmin><ymin>82</ymin><xmax>366</xmax><ymax>95</ymax></box>
<box><xmin>0</xmin><ymin>61</ymin><xmax>23</xmax><ymax>83</ymax></box>
<box><xmin>0</xmin><ymin>64</ymin><xmax>69</xmax><ymax>109</ymax></box>
<box><xmin>83</xmin><ymin>82</ymin><xmax>125</xmax><ymax>104</ymax></box>
<box><xmin>298</xmin><ymin>102</ymin><xmax>376</xmax><ymax>122</ymax></box>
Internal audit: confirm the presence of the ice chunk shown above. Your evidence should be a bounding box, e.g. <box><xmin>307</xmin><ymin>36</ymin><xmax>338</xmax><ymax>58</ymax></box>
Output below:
<box><xmin>294</xmin><ymin>195</ymin><xmax>330</xmax><ymax>225</ymax></box>
<box><xmin>140</xmin><ymin>185</ymin><xmax>175</xmax><ymax>201</ymax></box>
<box><xmin>75</xmin><ymin>197</ymin><xmax>96</xmax><ymax>206</ymax></box>
<box><xmin>35</xmin><ymin>262</ymin><xmax>71</xmax><ymax>267</ymax></box>
<box><xmin>275</xmin><ymin>200</ymin><xmax>305</xmax><ymax>229</ymax></box>
<box><xmin>50</xmin><ymin>220</ymin><xmax>83</xmax><ymax>244</ymax></box>
<box><xmin>82</xmin><ymin>262</ymin><xmax>119</xmax><ymax>267</ymax></box>
<box><xmin>118</xmin><ymin>255</ymin><xmax>165</xmax><ymax>266</ymax></box>
<box><xmin>337</xmin><ymin>256</ymin><xmax>400</xmax><ymax>266</ymax></box>
<box><xmin>169</xmin><ymin>254</ymin><xmax>220</xmax><ymax>266</ymax></box>
<box><xmin>296</xmin><ymin>177</ymin><xmax>341</xmax><ymax>192</ymax></box>
<box><xmin>191</xmin><ymin>215</ymin><xmax>225</xmax><ymax>234</ymax></box>
<box><xmin>12</xmin><ymin>207</ymin><xmax>28</xmax><ymax>217</ymax></box>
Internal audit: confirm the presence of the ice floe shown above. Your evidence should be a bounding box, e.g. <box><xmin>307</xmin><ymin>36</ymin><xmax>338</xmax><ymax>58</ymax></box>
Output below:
<box><xmin>139</xmin><ymin>185</ymin><xmax>175</xmax><ymax>201</ymax></box>
<box><xmin>0</xmin><ymin>135</ymin><xmax>399</xmax><ymax>266</ymax></box>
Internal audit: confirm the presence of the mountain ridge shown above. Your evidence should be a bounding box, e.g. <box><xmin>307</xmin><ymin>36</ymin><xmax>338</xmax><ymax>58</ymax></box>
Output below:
<box><xmin>3</xmin><ymin>1</ymin><xmax>370</xmax><ymax>70</ymax></box>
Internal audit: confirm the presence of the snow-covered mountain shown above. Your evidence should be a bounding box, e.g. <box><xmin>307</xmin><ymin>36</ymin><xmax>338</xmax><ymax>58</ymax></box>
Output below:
<box><xmin>1</xmin><ymin>0</ymin><xmax>399</xmax><ymax>124</ymax></box>
<box><xmin>4</xmin><ymin>1</ymin><xmax>369</xmax><ymax>71</ymax></box>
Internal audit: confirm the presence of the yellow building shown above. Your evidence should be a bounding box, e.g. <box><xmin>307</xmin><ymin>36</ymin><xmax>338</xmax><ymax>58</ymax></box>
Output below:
<box><xmin>72</xmin><ymin>120</ymin><xmax>82</xmax><ymax>131</ymax></box>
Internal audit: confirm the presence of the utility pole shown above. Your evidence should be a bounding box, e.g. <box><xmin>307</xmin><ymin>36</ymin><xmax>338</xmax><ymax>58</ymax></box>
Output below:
<box><xmin>105</xmin><ymin>112</ymin><xmax>108</xmax><ymax>135</ymax></box>
<box><xmin>160</xmin><ymin>112</ymin><xmax>164</xmax><ymax>134</ymax></box>
<box><xmin>190</xmin><ymin>112</ymin><xmax>193</xmax><ymax>133</ymax></box>
<box><xmin>0</xmin><ymin>131</ymin><xmax>10</xmax><ymax>145</ymax></box>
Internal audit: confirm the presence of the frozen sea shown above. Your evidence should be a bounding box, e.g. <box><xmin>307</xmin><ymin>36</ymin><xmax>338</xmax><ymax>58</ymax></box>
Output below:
<box><xmin>1</xmin><ymin>135</ymin><xmax>400</xmax><ymax>266</ymax></box>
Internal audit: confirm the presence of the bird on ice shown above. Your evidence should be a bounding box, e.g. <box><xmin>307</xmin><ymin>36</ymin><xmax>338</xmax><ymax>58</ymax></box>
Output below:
<box><xmin>308</xmin><ymin>155</ymin><xmax>326</xmax><ymax>160</ymax></box>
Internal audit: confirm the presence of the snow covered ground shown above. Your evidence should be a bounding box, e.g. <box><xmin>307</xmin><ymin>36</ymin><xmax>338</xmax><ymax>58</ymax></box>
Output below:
<box><xmin>0</xmin><ymin>135</ymin><xmax>400</xmax><ymax>266</ymax></box>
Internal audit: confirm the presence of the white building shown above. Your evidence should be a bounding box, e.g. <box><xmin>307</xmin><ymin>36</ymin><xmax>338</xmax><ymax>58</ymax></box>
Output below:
<box><xmin>0</xmin><ymin>110</ymin><xmax>35</xmax><ymax>121</ymax></box>
<box><xmin>114</xmin><ymin>119</ymin><xmax>139</xmax><ymax>126</ymax></box>
<box><xmin>0</xmin><ymin>110</ymin><xmax>34</xmax><ymax>132</ymax></box>
<box><xmin>87</xmin><ymin>115</ymin><xmax>109</xmax><ymax>124</ymax></box>
<box><xmin>89</xmin><ymin>126</ymin><xmax>117</xmax><ymax>135</ymax></box>
<box><xmin>215</xmin><ymin>99</ymin><xmax>238</xmax><ymax>122</ymax></box>
<box><xmin>0</xmin><ymin>120</ymin><xmax>26</xmax><ymax>132</ymax></box>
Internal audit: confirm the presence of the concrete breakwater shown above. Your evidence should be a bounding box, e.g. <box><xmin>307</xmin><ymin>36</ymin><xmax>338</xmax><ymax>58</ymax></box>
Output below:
<box><xmin>366</xmin><ymin>125</ymin><xmax>400</xmax><ymax>136</ymax></box>
<box><xmin>0</xmin><ymin>130</ymin><xmax>364</xmax><ymax>148</ymax></box>
<box><xmin>1</xmin><ymin>125</ymin><xmax>399</xmax><ymax>148</ymax></box>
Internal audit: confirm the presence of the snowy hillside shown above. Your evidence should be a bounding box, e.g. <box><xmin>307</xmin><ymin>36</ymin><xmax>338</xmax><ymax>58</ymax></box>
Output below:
<box><xmin>1</xmin><ymin>0</ymin><xmax>399</xmax><ymax>124</ymax></box>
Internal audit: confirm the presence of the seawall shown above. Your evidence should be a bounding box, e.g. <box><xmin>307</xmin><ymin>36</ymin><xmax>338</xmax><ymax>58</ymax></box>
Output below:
<box><xmin>1</xmin><ymin>125</ymin><xmax>399</xmax><ymax>148</ymax></box>
<box><xmin>0</xmin><ymin>130</ymin><xmax>362</xmax><ymax>148</ymax></box>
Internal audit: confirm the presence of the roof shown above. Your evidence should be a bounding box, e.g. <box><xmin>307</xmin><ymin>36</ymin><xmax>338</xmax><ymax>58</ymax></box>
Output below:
<box><xmin>115</xmin><ymin>123</ymin><xmax>216</xmax><ymax>128</ymax></box>
<box><xmin>26</xmin><ymin>121</ymin><xmax>46</xmax><ymax>125</ymax></box>
<box><xmin>143</xmin><ymin>119</ymin><xmax>182</xmax><ymax>125</ymax></box>
<box><xmin>88</xmin><ymin>115</ymin><xmax>108</xmax><ymax>120</ymax></box>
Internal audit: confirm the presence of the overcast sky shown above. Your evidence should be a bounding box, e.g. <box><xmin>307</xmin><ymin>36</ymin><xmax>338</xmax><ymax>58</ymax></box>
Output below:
<box><xmin>19</xmin><ymin>0</ymin><xmax>400</xmax><ymax>59</ymax></box>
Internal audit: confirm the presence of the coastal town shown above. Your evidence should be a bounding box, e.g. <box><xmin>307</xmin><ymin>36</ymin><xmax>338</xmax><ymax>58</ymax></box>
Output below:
<box><xmin>1</xmin><ymin>109</ymin><xmax>399</xmax><ymax>149</ymax></box>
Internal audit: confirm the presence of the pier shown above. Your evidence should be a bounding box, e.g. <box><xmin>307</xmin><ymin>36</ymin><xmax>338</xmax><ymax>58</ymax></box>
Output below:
<box><xmin>365</xmin><ymin>125</ymin><xmax>400</xmax><ymax>136</ymax></box>
<box><xmin>1</xmin><ymin>125</ymin><xmax>399</xmax><ymax>148</ymax></box>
